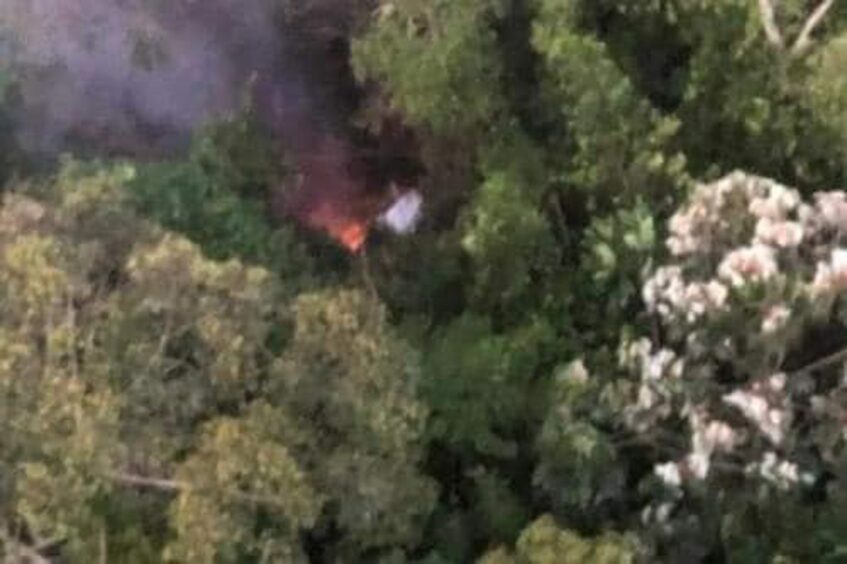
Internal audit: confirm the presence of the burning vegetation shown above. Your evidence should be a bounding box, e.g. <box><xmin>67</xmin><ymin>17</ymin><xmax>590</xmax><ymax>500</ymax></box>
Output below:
<box><xmin>282</xmin><ymin>132</ymin><xmax>424</xmax><ymax>253</ymax></box>
<box><xmin>1</xmin><ymin>0</ymin><xmax>420</xmax><ymax>252</ymax></box>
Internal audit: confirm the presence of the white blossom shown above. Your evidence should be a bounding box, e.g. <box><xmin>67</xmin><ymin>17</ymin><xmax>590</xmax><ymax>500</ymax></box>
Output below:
<box><xmin>748</xmin><ymin>184</ymin><xmax>800</xmax><ymax>220</ymax></box>
<box><xmin>761</xmin><ymin>304</ymin><xmax>791</xmax><ymax>334</ymax></box>
<box><xmin>797</xmin><ymin>202</ymin><xmax>819</xmax><ymax>233</ymax></box>
<box><xmin>751</xmin><ymin>452</ymin><xmax>800</xmax><ymax>489</ymax></box>
<box><xmin>641</xmin><ymin>501</ymin><xmax>678</xmax><ymax>525</ymax></box>
<box><xmin>811</xmin><ymin>248</ymin><xmax>847</xmax><ymax>295</ymax></box>
<box><xmin>667</xmin><ymin>208</ymin><xmax>706</xmax><ymax>256</ymax></box>
<box><xmin>619</xmin><ymin>338</ymin><xmax>653</xmax><ymax>370</ymax></box>
<box><xmin>665</xmin><ymin>177</ymin><xmax>739</xmax><ymax>256</ymax></box>
<box><xmin>763</xmin><ymin>372</ymin><xmax>786</xmax><ymax>393</ymax></box>
<box><xmin>643</xmin><ymin>266</ymin><xmax>685</xmax><ymax>314</ymax></box>
<box><xmin>705</xmin><ymin>281</ymin><xmax>729</xmax><ymax>308</ymax></box>
<box><xmin>685</xmin><ymin>452</ymin><xmax>710</xmax><ymax>480</ymax></box>
<box><xmin>693</xmin><ymin>419</ymin><xmax>738</xmax><ymax>455</ymax></box>
<box><xmin>644</xmin><ymin>267</ymin><xmax>728</xmax><ymax>323</ymax></box>
<box><xmin>644</xmin><ymin>349</ymin><xmax>680</xmax><ymax>381</ymax></box>
<box><xmin>814</xmin><ymin>191</ymin><xmax>847</xmax><ymax>231</ymax></box>
<box><xmin>655</xmin><ymin>502</ymin><xmax>674</xmax><ymax>522</ymax></box>
<box><xmin>562</xmin><ymin>358</ymin><xmax>589</xmax><ymax>384</ymax></box>
<box><xmin>655</xmin><ymin>462</ymin><xmax>682</xmax><ymax>488</ymax></box>
<box><xmin>753</xmin><ymin>218</ymin><xmax>803</xmax><ymax>248</ymax></box>
<box><xmin>724</xmin><ymin>376</ymin><xmax>790</xmax><ymax>445</ymax></box>
<box><xmin>723</xmin><ymin>389</ymin><xmax>768</xmax><ymax>420</ymax></box>
<box><xmin>635</xmin><ymin>173</ymin><xmax>847</xmax><ymax>498</ymax></box>
<box><xmin>674</xmin><ymin>414</ymin><xmax>740</xmax><ymax>484</ymax></box>
<box><xmin>622</xmin><ymin>338</ymin><xmax>684</xmax><ymax>382</ymax></box>
<box><xmin>637</xmin><ymin>384</ymin><xmax>659</xmax><ymax>411</ymax></box>
<box><xmin>718</xmin><ymin>245</ymin><xmax>778</xmax><ymax>287</ymax></box>
<box><xmin>681</xmin><ymin>281</ymin><xmax>729</xmax><ymax>323</ymax></box>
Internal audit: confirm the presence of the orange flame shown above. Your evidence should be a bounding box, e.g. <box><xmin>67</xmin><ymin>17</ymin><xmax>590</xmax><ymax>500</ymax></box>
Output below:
<box><xmin>284</xmin><ymin>135</ymin><xmax>382</xmax><ymax>254</ymax></box>
<box><xmin>337</xmin><ymin>222</ymin><xmax>369</xmax><ymax>253</ymax></box>
<box><xmin>305</xmin><ymin>205</ymin><xmax>370</xmax><ymax>253</ymax></box>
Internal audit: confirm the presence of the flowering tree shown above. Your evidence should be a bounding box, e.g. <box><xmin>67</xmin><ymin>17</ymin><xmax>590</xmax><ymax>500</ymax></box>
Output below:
<box><xmin>620</xmin><ymin>171</ymin><xmax>847</xmax><ymax>557</ymax></box>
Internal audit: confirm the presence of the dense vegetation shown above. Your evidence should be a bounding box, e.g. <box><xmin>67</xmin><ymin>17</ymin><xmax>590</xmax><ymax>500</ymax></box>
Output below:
<box><xmin>3</xmin><ymin>1</ymin><xmax>847</xmax><ymax>562</ymax></box>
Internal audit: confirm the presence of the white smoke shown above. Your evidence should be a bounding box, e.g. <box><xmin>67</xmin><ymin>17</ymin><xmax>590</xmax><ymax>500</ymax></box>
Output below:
<box><xmin>0</xmin><ymin>0</ymin><xmax>321</xmax><ymax>155</ymax></box>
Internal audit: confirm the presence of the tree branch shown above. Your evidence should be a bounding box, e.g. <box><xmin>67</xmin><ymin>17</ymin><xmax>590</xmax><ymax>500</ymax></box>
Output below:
<box><xmin>98</xmin><ymin>527</ymin><xmax>107</xmax><ymax>564</ymax></box>
<box><xmin>792</xmin><ymin>0</ymin><xmax>836</xmax><ymax>54</ymax></box>
<box><xmin>107</xmin><ymin>471</ymin><xmax>182</xmax><ymax>492</ymax></box>
<box><xmin>790</xmin><ymin>342</ymin><xmax>847</xmax><ymax>377</ymax></box>
<box><xmin>359</xmin><ymin>248</ymin><xmax>377</xmax><ymax>301</ymax></box>
<box><xmin>758</xmin><ymin>0</ymin><xmax>785</xmax><ymax>48</ymax></box>
<box><xmin>0</xmin><ymin>529</ymin><xmax>52</xmax><ymax>564</ymax></box>
<box><xmin>106</xmin><ymin>471</ymin><xmax>290</xmax><ymax>511</ymax></box>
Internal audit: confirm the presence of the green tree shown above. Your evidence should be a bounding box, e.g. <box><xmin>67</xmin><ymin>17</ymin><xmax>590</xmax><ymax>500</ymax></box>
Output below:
<box><xmin>479</xmin><ymin>514</ymin><xmax>644</xmax><ymax>564</ymax></box>
<box><xmin>167</xmin><ymin>403</ymin><xmax>321</xmax><ymax>563</ymax></box>
<box><xmin>532</xmin><ymin>0</ymin><xmax>688</xmax><ymax>209</ymax></box>
<box><xmin>0</xmin><ymin>161</ymin><xmax>437</xmax><ymax>562</ymax></box>
<box><xmin>352</xmin><ymin>0</ymin><xmax>508</xmax><ymax>137</ymax></box>
<box><xmin>272</xmin><ymin>288</ymin><xmax>438</xmax><ymax>558</ymax></box>
<box><xmin>421</xmin><ymin>314</ymin><xmax>550</xmax><ymax>459</ymax></box>
<box><xmin>127</xmin><ymin>112</ymin><xmax>317</xmax><ymax>291</ymax></box>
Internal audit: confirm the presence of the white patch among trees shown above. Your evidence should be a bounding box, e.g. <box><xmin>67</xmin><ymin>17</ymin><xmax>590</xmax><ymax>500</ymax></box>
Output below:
<box><xmin>379</xmin><ymin>190</ymin><xmax>423</xmax><ymax>234</ymax></box>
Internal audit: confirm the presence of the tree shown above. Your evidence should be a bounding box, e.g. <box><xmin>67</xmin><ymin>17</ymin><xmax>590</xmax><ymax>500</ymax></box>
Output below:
<box><xmin>272</xmin><ymin>288</ymin><xmax>438</xmax><ymax>559</ymax></box>
<box><xmin>532</xmin><ymin>0</ymin><xmax>688</xmax><ymax>209</ymax></box>
<box><xmin>479</xmin><ymin>514</ymin><xmax>643</xmax><ymax>564</ymax></box>
<box><xmin>167</xmin><ymin>403</ymin><xmax>321</xmax><ymax>563</ymax></box>
<box><xmin>0</xmin><ymin>161</ymin><xmax>437</xmax><ymax>562</ymax></box>
<box><xmin>808</xmin><ymin>28</ymin><xmax>847</xmax><ymax>171</ymax></box>
<box><xmin>421</xmin><ymin>314</ymin><xmax>550</xmax><ymax>460</ymax></box>
<box><xmin>614</xmin><ymin>172</ymin><xmax>847</xmax><ymax>559</ymax></box>
<box><xmin>352</xmin><ymin>0</ymin><xmax>508</xmax><ymax>138</ymax></box>
<box><xmin>126</xmin><ymin>110</ymin><xmax>318</xmax><ymax>291</ymax></box>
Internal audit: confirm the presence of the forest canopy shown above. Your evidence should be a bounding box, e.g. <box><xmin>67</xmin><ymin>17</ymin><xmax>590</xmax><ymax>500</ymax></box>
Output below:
<box><xmin>2</xmin><ymin>0</ymin><xmax>847</xmax><ymax>562</ymax></box>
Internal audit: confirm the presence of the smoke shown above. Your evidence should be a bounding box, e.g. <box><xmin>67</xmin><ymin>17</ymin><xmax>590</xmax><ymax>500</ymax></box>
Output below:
<box><xmin>281</xmin><ymin>134</ymin><xmax>386</xmax><ymax>252</ymax></box>
<box><xmin>0</xmin><ymin>0</ymin><xmax>418</xmax><ymax>251</ymax></box>
<box><xmin>0</xmin><ymin>0</ymin><xmax>328</xmax><ymax>156</ymax></box>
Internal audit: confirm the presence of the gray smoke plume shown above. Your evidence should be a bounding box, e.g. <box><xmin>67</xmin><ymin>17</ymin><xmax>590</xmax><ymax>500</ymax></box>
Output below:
<box><xmin>0</xmin><ymin>0</ymin><xmax>345</xmax><ymax>157</ymax></box>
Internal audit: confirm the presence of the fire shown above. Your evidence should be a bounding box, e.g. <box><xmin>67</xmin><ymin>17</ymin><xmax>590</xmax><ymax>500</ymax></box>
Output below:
<box><xmin>280</xmin><ymin>135</ymin><xmax>380</xmax><ymax>253</ymax></box>
<box><xmin>304</xmin><ymin>205</ymin><xmax>370</xmax><ymax>253</ymax></box>
<box><xmin>338</xmin><ymin>222</ymin><xmax>369</xmax><ymax>253</ymax></box>
<box><xmin>277</xmin><ymin>134</ymin><xmax>420</xmax><ymax>253</ymax></box>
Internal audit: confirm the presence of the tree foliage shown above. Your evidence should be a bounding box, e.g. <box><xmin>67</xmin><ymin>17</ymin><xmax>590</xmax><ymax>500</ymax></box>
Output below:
<box><xmin>0</xmin><ymin>162</ymin><xmax>434</xmax><ymax>562</ymax></box>
<box><xmin>3</xmin><ymin>0</ymin><xmax>847</xmax><ymax>561</ymax></box>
